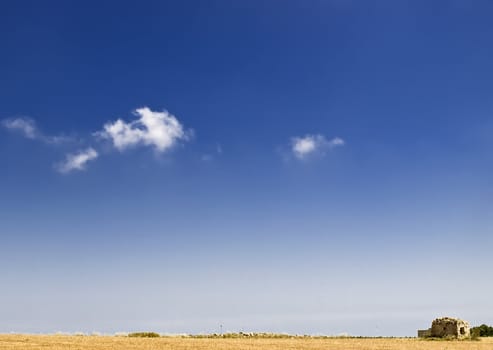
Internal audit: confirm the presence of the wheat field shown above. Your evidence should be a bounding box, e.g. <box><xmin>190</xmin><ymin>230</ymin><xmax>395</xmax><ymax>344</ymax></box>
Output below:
<box><xmin>1</xmin><ymin>335</ymin><xmax>493</xmax><ymax>350</ymax></box>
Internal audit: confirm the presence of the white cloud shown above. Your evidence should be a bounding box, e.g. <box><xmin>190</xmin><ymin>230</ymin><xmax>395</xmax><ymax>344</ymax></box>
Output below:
<box><xmin>291</xmin><ymin>134</ymin><xmax>344</xmax><ymax>159</ymax></box>
<box><xmin>3</xmin><ymin>107</ymin><xmax>192</xmax><ymax>175</ymax></box>
<box><xmin>2</xmin><ymin>117</ymin><xmax>37</xmax><ymax>139</ymax></box>
<box><xmin>96</xmin><ymin>107</ymin><xmax>190</xmax><ymax>152</ymax></box>
<box><xmin>2</xmin><ymin>116</ymin><xmax>72</xmax><ymax>144</ymax></box>
<box><xmin>328</xmin><ymin>137</ymin><xmax>345</xmax><ymax>148</ymax></box>
<box><xmin>56</xmin><ymin>148</ymin><xmax>98</xmax><ymax>174</ymax></box>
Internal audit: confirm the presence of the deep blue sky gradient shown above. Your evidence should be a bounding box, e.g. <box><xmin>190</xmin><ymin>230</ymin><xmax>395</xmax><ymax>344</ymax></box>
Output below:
<box><xmin>1</xmin><ymin>0</ymin><xmax>493</xmax><ymax>336</ymax></box>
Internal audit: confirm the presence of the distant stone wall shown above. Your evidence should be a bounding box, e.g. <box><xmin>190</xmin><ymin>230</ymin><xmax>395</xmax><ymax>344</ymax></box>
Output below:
<box><xmin>417</xmin><ymin>329</ymin><xmax>431</xmax><ymax>338</ymax></box>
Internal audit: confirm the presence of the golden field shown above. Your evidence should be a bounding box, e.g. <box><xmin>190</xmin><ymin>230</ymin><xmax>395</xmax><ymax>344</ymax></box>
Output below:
<box><xmin>1</xmin><ymin>335</ymin><xmax>493</xmax><ymax>350</ymax></box>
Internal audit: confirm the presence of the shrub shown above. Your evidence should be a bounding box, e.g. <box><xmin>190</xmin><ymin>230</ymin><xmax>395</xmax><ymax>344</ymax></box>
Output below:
<box><xmin>471</xmin><ymin>328</ymin><xmax>481</xmax><ymax>341</ymax></box>
<box><xmin>128</xmin><ymin>332</ymin><xmax>160</xmax><ymax>338</ymax></box>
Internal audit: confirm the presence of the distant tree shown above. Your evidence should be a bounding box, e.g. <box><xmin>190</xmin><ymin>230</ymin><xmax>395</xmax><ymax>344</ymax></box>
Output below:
<box><xmin>471</xmin><ymin>324</ymin><xmax>493</xmax><ymax>337</ymax></box>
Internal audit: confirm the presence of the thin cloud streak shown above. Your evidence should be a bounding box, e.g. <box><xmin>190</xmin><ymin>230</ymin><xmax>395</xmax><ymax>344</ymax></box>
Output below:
<box><xmin>2</xmin><ymin>117</ymin><xmax>38</xmax><ymax>139</ymax></box>
<box><xmin>2</xmin><ymin>117</ymin><xmax>73</xmax><ymax>144</ymax></box>
<box><xmin>56</xmin><ymin>148</ymin><xmax>99</xmax><ymax>174</ymax></box>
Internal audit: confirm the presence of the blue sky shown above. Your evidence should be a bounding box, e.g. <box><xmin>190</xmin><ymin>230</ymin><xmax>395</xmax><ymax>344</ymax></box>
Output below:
<box><xmin>1</xmin><ymin>0</ymin><xmax>492</xmax><ymax>336</ymax></box>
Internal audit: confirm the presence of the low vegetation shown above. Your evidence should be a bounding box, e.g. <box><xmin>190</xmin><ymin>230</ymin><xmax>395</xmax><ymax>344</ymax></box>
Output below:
<box><xmin>421</xmin><ymin>335</ymin><xmax>477</xmax><ymax>341</ymax></box>
<box><xmin>127</xmin><ymin>332</ymin><xmax>160</xmax><ymax>338</ymax></box>
<box><xmin>471</xmin><ymin>324</ymin><xmax>493</xmax><ymax>337</ymax></box>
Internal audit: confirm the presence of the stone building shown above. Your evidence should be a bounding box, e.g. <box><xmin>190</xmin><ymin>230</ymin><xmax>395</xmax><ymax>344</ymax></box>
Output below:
<box><xmin>417</xmin><ymin>317</ymin><xmax>470</xmax><ymax>339</ymax></box>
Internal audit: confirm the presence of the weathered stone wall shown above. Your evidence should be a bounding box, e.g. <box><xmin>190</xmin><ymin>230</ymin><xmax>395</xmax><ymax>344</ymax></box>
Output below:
<box><xmin>429</xmin><ymin>317</ymin><xmax>470</xmax><ymax>339</ymax></box>
<box><xmin>417</xmin><ymin>329</ymin><xmax>431</xmax><ymax>338</ymax></box>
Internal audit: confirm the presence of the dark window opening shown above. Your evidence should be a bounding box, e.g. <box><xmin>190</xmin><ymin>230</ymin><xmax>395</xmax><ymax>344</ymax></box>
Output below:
<box><xmin>460</xmin><ymin>327</ymin><xmax>465</xmax><ymax>335</ymax></box>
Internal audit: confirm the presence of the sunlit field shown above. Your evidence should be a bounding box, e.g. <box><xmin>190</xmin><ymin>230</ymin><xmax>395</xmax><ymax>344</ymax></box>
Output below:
<box><xmin>1</xmin><ymin>335</ymin><xmax>493</xmax><ymax>350</ymax></box>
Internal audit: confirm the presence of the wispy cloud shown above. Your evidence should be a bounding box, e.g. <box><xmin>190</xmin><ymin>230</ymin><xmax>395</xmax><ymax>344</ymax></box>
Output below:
<box><xmin>95</xmin><ymin>107</ymin><xmax>191</xmax><ymax>153</ymax></box>
<box><xmin>291</xmin><ymin>134</ymin><xmax>344</xmax><ymax>159</ymax></box>
<box><xmin>2</xmin><ymin>117</ymin><xmax>38</xmax><ymax>139</ymax></box>
<box><xmin>200</xmin><ymin>143</ymin><xmax>223</xmax><ymax>162</ymax></box>
<box><xmin>56</xmin><ymin>148</ymin><xmax>99</xmax><ymax>174</ymax></box>
<box><xmin>2</xmin><ymin>116</ymin><xmax>72</xmax><ymax>144</ymax></box>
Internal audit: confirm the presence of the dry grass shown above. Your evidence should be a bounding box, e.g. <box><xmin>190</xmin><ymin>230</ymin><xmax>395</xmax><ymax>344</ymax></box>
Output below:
<box><xmin>1</xmin><ymin>335</ymin><xmax>493</xmax><ymax>350</ymax></box>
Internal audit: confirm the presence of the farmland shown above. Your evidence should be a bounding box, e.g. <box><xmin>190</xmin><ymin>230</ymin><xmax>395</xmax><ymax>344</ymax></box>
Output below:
<box><xmin>1</xmin><ymin>335</ymin><xmax>493</xmax><ymax>350</ymax></box>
